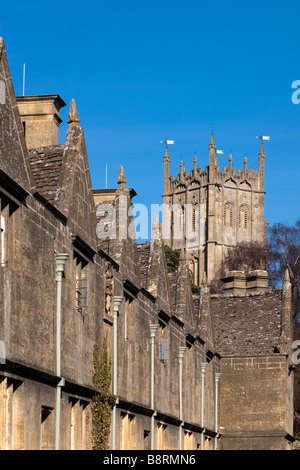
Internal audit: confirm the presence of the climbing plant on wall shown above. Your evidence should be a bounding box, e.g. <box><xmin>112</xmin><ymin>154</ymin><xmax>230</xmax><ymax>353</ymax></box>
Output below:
<box><xmin>91</xmin><ymin>338</ymin><xmax>116</xmax><ymax>450</ymax></box>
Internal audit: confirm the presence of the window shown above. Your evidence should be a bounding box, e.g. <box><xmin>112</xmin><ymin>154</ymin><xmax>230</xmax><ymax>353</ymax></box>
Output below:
<box><xmin>0</xmin><ymin>195</ymin><xmax>21</xmax><ymax>268</ymax></box>
<box><xmin>143</xmin><ymin>430</ymin><xmax>151</xmax><ymax>450</ymax></box>
<box><xmin>76</xmin><ymin>277</ymin><xmax>89</xmax><ymax>309</ymax></box>
<box><xmin>40</xmin><ymin>406</ymin><xmax>53</xmax><ymax>450</ymax></box>
<box><xmin>179</xmin><ymin>206</ymin><xmax>184</xmax><ymax>233</ymax></box>
<box><xmin>121</xmin><ymin>412</ymin><xmax>136</xmax><ymax>450</ymax></box>
<box><xmin>239</xmin><ymin>205</ymin><xmax>249</xmax><ymax>230</ymax></box>
<box><xmin>1</xmin><ymin>215</ymin><xmax>5</xmax><ymax>264</ymax></box>
<box><xmin>224</xmin><ymin>203</ymin><xmax>234</xmax><ymax>228</ymax></box>
<box><xmin>184</xmin><ymin>430</ymin><xmax>193</xmax><ymax>450</ymax></box>
<box><xmin>0</xmin><ymin>200</ymin><xmax>12</xmax><ymax>266</ymax></box>
<box><xmin>157</xmin><ymin>422</ymin><xmax>168</xmax><ymax>450</ymax></box>
<box><xmin>204</xmin><ymin>435</ymin><xmax>212</xmax><ymax>450</ymax></box>
<box><xmin>124</xmin><ymin>292</ymin><xmax>134</xmax><ymax>341</ymax></box>
<box><xmin>74</xmin><ymin>252</ymin><xmax>89</xmax><ymax>311</ymax></box>
<box><xmin>0</xmin><ymin>376</ymin><xmax>24</xmax><ymax>450</ymax></box>
<box><xmin>192</xmin><ymin>205</ymin><xmax>196</xmax><ymax>232</ymax></box>
<box><xmin>69</xmin><ymin>397</ymin><xmax>90</xmax><ymax>450</ymax></box>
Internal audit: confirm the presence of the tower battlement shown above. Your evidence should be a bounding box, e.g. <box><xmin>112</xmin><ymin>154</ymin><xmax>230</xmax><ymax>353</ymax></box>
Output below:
<box><xmin>162</xmin><ymin>132</ymin><xmax>267</xmax><ymax>286</ymax></box>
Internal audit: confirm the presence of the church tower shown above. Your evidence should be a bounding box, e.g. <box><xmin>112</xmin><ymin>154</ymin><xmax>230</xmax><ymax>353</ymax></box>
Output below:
<box><xmin>162</xmin><ymin>131</ymin><xmax>268</xmax><ymax>286</ymax></box>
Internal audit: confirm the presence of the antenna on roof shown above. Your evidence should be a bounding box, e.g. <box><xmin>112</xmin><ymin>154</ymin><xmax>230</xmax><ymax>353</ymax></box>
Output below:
<box><xmin>106</xmin><ymin>163</ymin><xmax>107</xmax><ymax>189</ymax></box>
<box><xmin>22</xmin><ymin>63</ymin><xmax>25</xmax><ymax>96</ymax></box>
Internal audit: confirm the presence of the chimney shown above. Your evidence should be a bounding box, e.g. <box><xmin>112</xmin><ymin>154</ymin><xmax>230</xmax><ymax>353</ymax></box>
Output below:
<box><xmin>246</xmin><ymin>270</ymin><xmax>270</xmax><ymax>293</ymax></box>
<box><xmin>221</xmin><ymin>270</ymin><xmax>270</xmax><ymax>294</ymax></box>
<box><xmin>16</xmin><ymin>94</ymin><xmax>66</xmax><ymax>149</ymax></box>
<box><xmin>221</xmin><ymin>271</ymin><xmax>247</xmax><ymax>295</ymax></box>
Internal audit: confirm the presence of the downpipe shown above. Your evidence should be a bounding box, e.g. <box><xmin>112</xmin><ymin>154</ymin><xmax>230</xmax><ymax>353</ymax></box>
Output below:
<box><xmin>150</xmin><ymin>324</ymin><xmax>159</xmax><ymax>450</ymax></box>
<box><xmin>201</xmin><ymin>362</ymin><xmax>208</xmax><ymax>450</ymax></box>
<box><xmin>54</xmin><ymin>253</ymin><xmax>69</xmax><ymax>451</ymax></box>
<box><xmin>178</xmin><ymin>346</ymin><xmax>187</xmax><ymax>450</ymax></box>
<box><xmin>112</xmin><ymin>296</ymin><xmax>124</xmax><ymax>450</ymax></box>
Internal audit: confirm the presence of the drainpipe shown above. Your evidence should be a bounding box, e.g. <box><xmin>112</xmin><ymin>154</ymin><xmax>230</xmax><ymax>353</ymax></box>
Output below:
<box><xmin>112</xmin><ymin>296</ymin><xmax>124</xmax><ymax>450</ymax></box>
<box><xmin>214</xmin><ymin>373</ymin><xmax>221</xmax><ymax>450</ymax></box>
<box><xmin>201</xmin><ymin>362</ymin><xmax>208</xmax><ymax>450</ymax></box>
<box><xmin>54</xmin><ymin>253</ymin><xmax>69</xmax><ymax>451</ymax></box>
<box><xmin>178</xmin><ymin>346</ymin><xmax>187</xmax><ymax>450</ymax></box>
<box><xmin>150</xmin><ymin>324</ymin><xmax>159</xmax><ymax>450</ymax></box>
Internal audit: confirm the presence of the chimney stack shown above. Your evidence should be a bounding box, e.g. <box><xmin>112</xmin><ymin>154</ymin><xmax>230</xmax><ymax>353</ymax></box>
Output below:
<box><xmin>16</xmin><ymin>94</ymin><xmax>66</xmax><ymax>149</ymax></box>
<box><xmin>221</xmin><ymin>270</ymin><xmax>270</xmax><ymax>294</ymax></box>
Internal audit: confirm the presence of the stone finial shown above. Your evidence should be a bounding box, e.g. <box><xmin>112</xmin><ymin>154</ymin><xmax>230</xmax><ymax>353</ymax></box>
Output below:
<box><xmin>163</xmin><ymin>147</ymin><xmax>170</xmax><ymax>162</ymax></box>
<box><xmin>243</xmin><ymin>154</ymin><xmax>247</xmax><ymax>171</ymax></box>
<box><xmin>209</xmin><ymin>132</ymin><xmax>216</xmax><ymax>149</ymax></box>
<box><xmin>193</xmin><ymin>153</ymin><xmax>197</xmax><ymax>172</ymax></box>
<box><xmin>151</xmin><ymin>213</ymin><xmax>160</xmax><ymax>241</ymax></box>
<box><xmin>259</xmin><ymin>142</ymin><xmax>265</xmax><ymax>157</ymax></box>
<box><xmin>180</xmin><ymin>159</ymin><xmax>185</xmax><ymax>179</ymax></box>
<box><xmin>117</xmin><ymin>165</ymin><xmax>127</xmax><ymax>187</ymax></box>
<box><xmin>67</xmin><ymin>98</ymin><xmax>80</xmax><ymax>127</ymax></box>
<box><xmin>179</xmin><ymin>246</ymin><xmax>186</xmax><ymax>262</ymax></box>
<box><xmin>228</xmin><ymin>153</ymin><xmax>233</xmax><ymax>169</ymax></box>
<box><xmin>283</xmin><ymin>268</ymin><xmax>291</xmax><ymax>287</ymax></box>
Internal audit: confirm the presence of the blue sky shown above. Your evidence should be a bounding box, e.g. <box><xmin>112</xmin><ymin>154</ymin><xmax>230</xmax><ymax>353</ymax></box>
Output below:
<box><xmin>2</xmin><ymin>0</ymin><xmax>300</xmax><ymax>239</ymax></box>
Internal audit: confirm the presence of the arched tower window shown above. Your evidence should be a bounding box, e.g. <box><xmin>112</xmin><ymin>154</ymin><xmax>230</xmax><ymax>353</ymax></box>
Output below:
<box><xmin>224</xmin><ymin>202</ymin><xmax>235</xmax><ymax>228</ymax></box>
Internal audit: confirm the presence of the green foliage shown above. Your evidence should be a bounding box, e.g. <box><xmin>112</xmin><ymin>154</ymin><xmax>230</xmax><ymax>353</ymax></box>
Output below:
<box><xmin>191</xmin><ymin>283</ymin><xmax>200</xmax><ymax>295</ymax></box>
<box><xmin>164</xmin><ymin>246</ymin><xmax>180</xmax><ymax>272</ymax></box>
<box><xmin>91</xmin><ymin>338</ymin><xmax>116</xmax><ymax>450</ymax></box>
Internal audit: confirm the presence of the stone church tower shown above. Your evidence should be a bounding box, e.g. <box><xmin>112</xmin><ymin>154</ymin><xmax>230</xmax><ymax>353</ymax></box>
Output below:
<box><xmin>162</xmin><ymin>131</ymin><xmax>268</xmax><ymax>285</ymax></box>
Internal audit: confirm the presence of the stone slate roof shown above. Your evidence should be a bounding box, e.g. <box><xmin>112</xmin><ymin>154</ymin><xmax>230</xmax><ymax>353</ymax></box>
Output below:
<box><xmin>210</xmin><ymin>289</ymin><xmax>283</xmax><ymax>356</ymax></box>
<box><xmin>29</xmin><ymin>144</ymin><xmax>65</xmax><ymax>206</ymax></box>
<box><xmin>136</xmin><ymin>242</ymin><xmax>151</xmax><ymax>288</ymax></box>
<box><xmin>167</xmin><ymin>271</ymin><xmax>180</xmax><ymax>314</ymax></box>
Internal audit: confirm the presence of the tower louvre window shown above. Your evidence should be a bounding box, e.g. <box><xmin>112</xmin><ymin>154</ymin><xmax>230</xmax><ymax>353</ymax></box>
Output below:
<box><xmin>224</xmin><ymin>203</ymin><xmax>234</xmax><ymax>228</ymax></box>
<box><xmin>239</xmin><ymin>206</ymin><xmax>249</xmax><ymax>230</ymax></box>
<box><xmin>192</xmin><ymin>205</ymin><xmax>196</xmax><ymax>232</ymax></box>
<box><xmin>179</xmin><ymin>206</ymin><xmax>184</xmax><ymax>233</ymax></box>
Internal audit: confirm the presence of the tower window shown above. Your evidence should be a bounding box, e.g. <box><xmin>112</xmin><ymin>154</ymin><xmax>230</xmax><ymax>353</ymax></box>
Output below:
<box><xmin>239</xmin><ymin>206</ymin><xmax>249</xmax><ymax>230</ymax></box>
<box><xmin>224</xmin><ymin>203</ymin><xmax>234</xmax><ymax>228</ymax></box>
<box><xmin>179</xmin><ymin>206</ymin><xmax>184</xmax><ymax>233</ymax></box>
<box><xmin>192</xmin><ymin>205</ymin><xmax>196</xmax><ymax>232</ymax></box>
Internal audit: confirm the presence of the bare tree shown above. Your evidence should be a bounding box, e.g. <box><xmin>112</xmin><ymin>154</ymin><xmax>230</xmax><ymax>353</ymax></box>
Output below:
<box><xmin>209</xmin><ymin>240</ymin><xmax>268</xmax><ymax>293</ymax></box>
<box><xmin>268</xmin><ymin>220</ymin><xmax>300</xmax><ymax>321</ymax></box>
